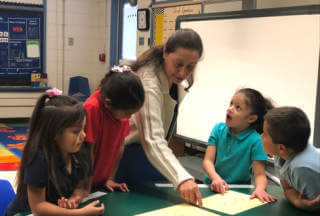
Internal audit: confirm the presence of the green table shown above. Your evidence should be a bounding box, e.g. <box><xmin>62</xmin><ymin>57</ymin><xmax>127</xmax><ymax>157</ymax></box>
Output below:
<box><xmin>20</xmin><ymin>183</ymin><xmax>318</xmax><ymax>216</ymax></box>
<box><xmin>88</xmin><ymin>183</ymin><xmax>317</xmax><ymax>216</ymax></box>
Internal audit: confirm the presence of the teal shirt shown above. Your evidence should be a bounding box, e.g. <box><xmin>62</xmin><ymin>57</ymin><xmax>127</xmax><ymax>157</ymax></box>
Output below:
<box><xmin>204</xmin><ymin>123</ymin><xmax>267</xmax><ymax>184</ymax></box>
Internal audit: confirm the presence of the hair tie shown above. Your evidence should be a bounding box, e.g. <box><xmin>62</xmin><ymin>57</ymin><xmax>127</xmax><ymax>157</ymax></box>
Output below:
<box><xmin>111</xmin><ymin>65</ymin><xmax>132</xmax><ymax>73</ymax></box>
<box><xmin>46</xmin><ymin>88</ymin><xmax>63</xmax><ymax>98</ymax></box>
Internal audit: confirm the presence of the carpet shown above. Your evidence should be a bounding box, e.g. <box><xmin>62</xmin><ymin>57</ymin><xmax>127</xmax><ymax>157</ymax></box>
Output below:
<box><xmin>0</xmin><ymin>123</ymin><xmax>28</xmax><ymax>171</ymax></box>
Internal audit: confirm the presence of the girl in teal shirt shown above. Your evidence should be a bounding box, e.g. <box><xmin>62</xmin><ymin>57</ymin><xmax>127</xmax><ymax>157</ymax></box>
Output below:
<box><xmin>203</xmin><ymin>88</ymin><xmax>277</xmax><ymax>203</ymax></box>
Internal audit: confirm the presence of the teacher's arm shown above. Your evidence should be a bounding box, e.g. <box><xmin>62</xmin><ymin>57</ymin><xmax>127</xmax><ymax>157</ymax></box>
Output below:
<box><xmin>133</xmin><ymin>85</ymin><xmax>202</xmax><ymax>206</ymax></box>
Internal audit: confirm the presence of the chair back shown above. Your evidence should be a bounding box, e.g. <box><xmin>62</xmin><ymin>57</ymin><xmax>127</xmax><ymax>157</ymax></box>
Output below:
<box><xmin>68</xmin><ymin>76</ymin><xmax>91</xmax><ymax>101</ymax></box>
<box><xmin>0</xmin><ymin>179</ymin><xmax>15</xmax><ymax>216</ymax></box>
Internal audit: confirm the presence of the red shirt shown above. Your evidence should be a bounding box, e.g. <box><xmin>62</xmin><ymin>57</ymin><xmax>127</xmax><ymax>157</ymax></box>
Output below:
<box><xmin>84</xmin><ymin>89</ymin><xmax>129</xmax><ymax>186</ymax></box>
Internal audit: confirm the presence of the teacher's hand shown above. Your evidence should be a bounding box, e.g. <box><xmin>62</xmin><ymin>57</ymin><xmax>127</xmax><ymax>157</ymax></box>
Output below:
<box><xmin>178</xmin><ymin>179</ymin><xmax>202</xmax><ymax>206</ymax></box>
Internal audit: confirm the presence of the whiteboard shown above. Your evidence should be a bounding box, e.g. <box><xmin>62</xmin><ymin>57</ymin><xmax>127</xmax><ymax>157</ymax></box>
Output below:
<box><xmin>176</xmin><ymin>6</ymin><xmax>320</xmax><ymax>147</ymax></box>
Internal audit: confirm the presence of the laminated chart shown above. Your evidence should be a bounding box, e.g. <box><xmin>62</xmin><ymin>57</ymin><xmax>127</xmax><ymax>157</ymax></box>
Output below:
<box><xmin>0</xmin><ymin>12</ymin><xmax>42</xmax><ymax>79</ymax></box>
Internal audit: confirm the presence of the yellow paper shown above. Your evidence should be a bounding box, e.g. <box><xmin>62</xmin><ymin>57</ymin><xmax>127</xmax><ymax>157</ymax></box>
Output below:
<box><xmin>155</xmin><ymin>14</ymin><xmax>164</xmax><ymax>45</ymax></box>
<box><xmin>203</xmin><ymin>190</ymin><xmax>267</xmax><ymax>215</ymax></box>
<box><xmin>134</xmin><ymin>203</ymin><xmax>219</xmax><ymax>216</ymax></box>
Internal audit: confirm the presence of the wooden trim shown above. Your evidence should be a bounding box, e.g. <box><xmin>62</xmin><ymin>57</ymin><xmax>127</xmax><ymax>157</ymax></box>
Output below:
<box><xmin>152</xmin><ymin>1</ymin><xmax>199</xmax><ymax>8</ymax></box>
<box><xmin>151</xmin><ymin>0</ymin><xmax>239</xmax><ymax>8</ymax></box>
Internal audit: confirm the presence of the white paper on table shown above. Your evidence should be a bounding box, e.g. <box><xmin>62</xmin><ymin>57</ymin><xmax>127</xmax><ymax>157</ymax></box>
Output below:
<box><xmin>81</xmin><ymin>191</ymin><xmax>107</xmax><ymax>203</ymax></box>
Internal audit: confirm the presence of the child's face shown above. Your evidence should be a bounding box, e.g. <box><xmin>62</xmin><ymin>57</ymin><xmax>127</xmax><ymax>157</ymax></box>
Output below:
<box><xmin>261</xmin><ymin>121</ymin><xmax>279</xmax><ymax>156</ymax></box>
<box><xmin>226</xmin><ymin>92</ymin><xmax>257</xmax><ymax>133</ymax></box>
<box><xmin>56</xmin><ymin>117</ymin><xmax>86</xmax><ymax>154</ymax></box>
<box><xmin>109</xmin><ymin>107</ymin><xmax>140</xmax><ymax>120</ymax></box>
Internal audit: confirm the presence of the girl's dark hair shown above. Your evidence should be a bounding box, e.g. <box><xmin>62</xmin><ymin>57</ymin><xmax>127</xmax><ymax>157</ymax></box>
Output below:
<box><xmin>264</xmin><ymin>106</ymin><xmax>310</xmax><ymax>153</ymax></box>
<box><xmin>131</xmin><ymin>28</ymin><xmax>203</xmax><ymax>90</ymax></box>
<box><xmin>238</xmin><ymin>88</ymin><xmax>274</xmax><ymax>134</ymax></box>
<box><xmin>99</xmin><ymin>65</ymin><xmax>145</xmax><ymax>110</ymax></box>
<box><xmin>16</xmin><ymin>94</ymin><xmax>90</xmax><ymax>198</ymax></box>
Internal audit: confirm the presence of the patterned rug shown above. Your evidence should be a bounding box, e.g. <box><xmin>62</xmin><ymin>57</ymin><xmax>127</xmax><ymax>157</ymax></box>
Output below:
<box><xmin>0</xmin><ymin>123</ymin><xmax>28</xmax><ymax>170</ymax></box>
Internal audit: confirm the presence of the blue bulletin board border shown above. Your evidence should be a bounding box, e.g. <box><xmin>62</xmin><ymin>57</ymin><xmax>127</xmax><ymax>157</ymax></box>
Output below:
<box><xmin>174</xmin><ymin>5</ymin><xmax>320</xmax><ymax>148</ymax></box>
<box><xmin>0</xmin><ymin>3</ymin><xmax>44</xmax><ymax>87</ymax></box>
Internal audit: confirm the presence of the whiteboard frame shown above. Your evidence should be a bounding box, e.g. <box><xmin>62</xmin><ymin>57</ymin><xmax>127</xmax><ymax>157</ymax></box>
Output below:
<box><xmin>174</xmin><ymin>5</ymin><xmax>320</xmax><ymax>148</ymax></box>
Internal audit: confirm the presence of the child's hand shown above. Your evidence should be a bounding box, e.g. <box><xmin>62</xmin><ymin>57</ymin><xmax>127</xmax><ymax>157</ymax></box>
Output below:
<box><xmin>58</xmin><ymin>196</ymin><xmax>81</xmax><ymax>209</ymax></box>
<box><xmin>67</xmin><ymin>195</ymin><xmax>81</xmax><ymax>208</ymax></box>
<box><xmin>250</xmin><ymin>187</ymin><xmax>277</xmax><ymax>203</ymax></box>
<box><xmin>80</xmin><ymin>200</ymin><xmax>105</xmax><ymax>215</ymax></box>
<box><xmin>105</xmin><ymin>179</ymin><xmax>130</xmax><ymax>192</ymax></box>
<box><xmin>57</xmin><ymin>197</ymin><xmax>68</xmax><ymax>208</ymax></box>
<box><xmin>210</xmin><ymin>178</ymin><xmax>228</xmax><ymax>194</ymax></box>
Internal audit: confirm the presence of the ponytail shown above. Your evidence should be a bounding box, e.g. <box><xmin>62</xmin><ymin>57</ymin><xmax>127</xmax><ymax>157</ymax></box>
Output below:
<box><xmin>238</xmin><ymin>88</ymin><xmax>274</xmax><ymax>134</ymax></box>
<box><xmin>28</xmin><ymin>94</ymin><xmax>49</xmax><ymax>139</ymax></box>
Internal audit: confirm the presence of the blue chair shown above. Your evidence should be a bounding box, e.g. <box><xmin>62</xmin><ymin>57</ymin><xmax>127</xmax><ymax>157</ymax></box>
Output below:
<box><xmin>68</xmin><ymin>76</ymin><xmax>91</xmax><ymax>102</ymax></box>
<box><xmin>0</xmin><ymin>179</ymin><xmax>15</xmax><ymax>216</ymax></box>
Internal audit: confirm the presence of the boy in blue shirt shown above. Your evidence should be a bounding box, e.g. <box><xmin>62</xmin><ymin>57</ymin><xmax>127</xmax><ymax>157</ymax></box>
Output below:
<box><xmin>261</xmin><ymin>106</ymin><xmax>320</xmax><ymax>212</ymax></box>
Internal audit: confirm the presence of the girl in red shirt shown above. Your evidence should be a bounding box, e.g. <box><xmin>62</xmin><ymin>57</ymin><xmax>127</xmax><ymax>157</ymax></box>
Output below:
<box><xmin>84</xmin><ymin>65</ymin><xmax>145</xmax><ymax>192</ymax></box>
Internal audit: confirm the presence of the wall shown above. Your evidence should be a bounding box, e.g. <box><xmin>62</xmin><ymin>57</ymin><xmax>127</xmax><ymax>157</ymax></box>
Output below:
<box><xmin>47</xmin><ymin>0</ymin><xmax>110</xmax><ymax>93</ymax></box>
<box><xmin>257</xmin><ymin>0</ymin><xmax>320</xmax><ymax>8</ymax></box>
<box><xmin>0</xmin><ymin>0</ymin><xmax>42</xmax><ymax>4</ymax></box>
<box><xmin>204</xmin><ymin>0</ymin><xmax>242</xmax><ymax>13</ymax></box>
<box><xmin>0</xmin><ymin>0</ymin><xmax>111</xmax><ymax>118</ymax></box>
<box><xmin>203</xmin><ymin>0</ymin><xmax>320</xmax><ymax>13</ymax></box>
<box><xmin>136</xmin><ymin>0</ymin><xmax>152</xmax><ymax>57</ymax></box>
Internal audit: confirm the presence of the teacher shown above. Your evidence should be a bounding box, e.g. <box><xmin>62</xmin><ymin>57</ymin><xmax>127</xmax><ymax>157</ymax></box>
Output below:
<box><xmin>116</xmin><ymin>28</ymin><xmax>203</xmax><ymax>206</ymax></box>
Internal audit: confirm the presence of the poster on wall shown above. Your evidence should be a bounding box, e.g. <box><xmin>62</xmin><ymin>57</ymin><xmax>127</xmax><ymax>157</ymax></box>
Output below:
<box><xmin>162</xmin><ymin>4</ymin><xmax>201</xmax><ymax>43</ymax></box>
<box><xmin>0</xmin><ymin>11</ymin><xmax>42</xmax><ymax>85</ymax></box>
<box><xmin>152</xmin><ymin>4</ymin><xmax>201</xmax><ymax>46</ymax></box>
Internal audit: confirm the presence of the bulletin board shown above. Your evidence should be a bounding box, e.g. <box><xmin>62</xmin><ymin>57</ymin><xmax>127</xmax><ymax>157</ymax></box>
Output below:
<box><xmin>151</xmin><ymin>3</ymin><xmax>202</xmax><ymax>45</ymax></box>
<box><xmin>0</xmin><ymin>8</ymin><xmax>43</xmax><ymax>86</ymax></box>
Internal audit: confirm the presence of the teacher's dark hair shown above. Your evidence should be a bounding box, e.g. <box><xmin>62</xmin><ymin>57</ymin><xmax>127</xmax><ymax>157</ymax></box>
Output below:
<box><xmin>131</xmin><ymin>28</ymin><xmax>203</xmax><ymax>90</ymax></box>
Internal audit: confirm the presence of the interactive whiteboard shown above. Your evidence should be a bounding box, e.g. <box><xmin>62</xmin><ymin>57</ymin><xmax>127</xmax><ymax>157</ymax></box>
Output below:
<box><xmin>175</xmin><ymin>5</ymin><xmax>320</xmax><ymax>147</ymax></box>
